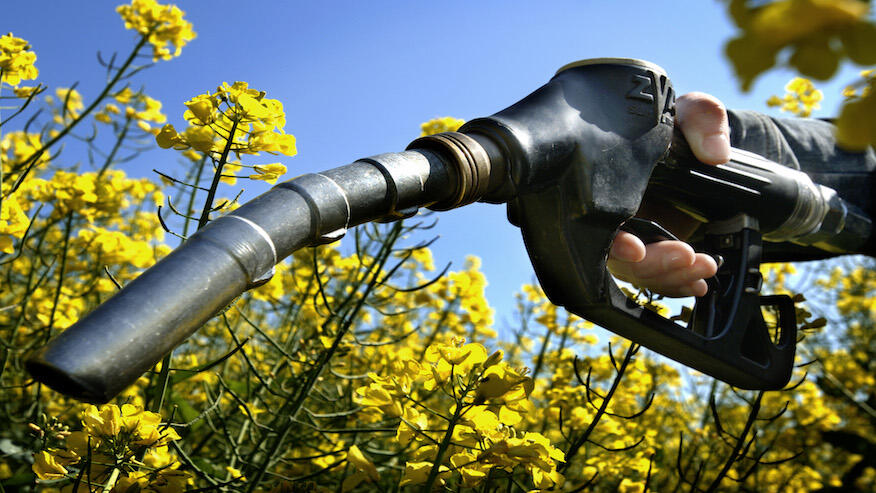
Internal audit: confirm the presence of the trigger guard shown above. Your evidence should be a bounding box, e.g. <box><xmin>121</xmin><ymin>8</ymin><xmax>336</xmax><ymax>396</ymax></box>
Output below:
<box><xmin>619</xmin><ymin>218</ymin><xmax>680</xmax><ymax>244</ymax></box>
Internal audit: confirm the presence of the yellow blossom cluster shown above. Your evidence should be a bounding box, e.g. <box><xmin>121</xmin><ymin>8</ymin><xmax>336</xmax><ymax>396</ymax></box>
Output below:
<box><xmin>0</xmin><ymin>33</ymin><xmax>38</xmax><ymax>86</ymax></box>
<box><xmin>0</xmin><ymin>194</ymin><xmax>29</xmax><ymax>253</ymax></box>
<box><xmin>41</xmin><ymin>87</ymin><xmax>87</xmax><ymax>127</ymax></box>
<box><xmin>724</xmin><ymin>1</ymin><xmax>876</xmax><ymax>149</ymax></box>
<box><xmin>93</xmin><ymin>87</ymin><xmax>167</xmax><ymax>134</ymax></box>
<box><xmin>76</xmin><ymin>226</ymin><xmax>159</xmax><ymax>269</ymax></box>
<box><xmin>116</xmin><ymin>0</ymin><xmax>195</xmax><ymax>61</ymax></box>
<box><xmin>767</xmin><ymin>77</ymin><xmax>823</xmax><ymax>117</ymax></box>
<box><xmin>156</xmin><ymin>81</ymin><xmax>295</xmax><ymax>184</ymax></box>
<box><xmin>248</xmin><ymin>162</ymin><xmax>288</xmax><ymax>183</ymax></box>
<box><xmin>0</xmin><ymin>167</ymin><xmax>167</xmax><ymax>339</ymax></box>
<box><xmin>26</xmin><ymin>169</ymin><xmax>163</xmax><ymax>222</ymax></box>
<box><xmin>33</xmin><ymin>404</ymin><xmax>189</xmax><ymax>491</ymax></box>
<box><xmin>356</xmin><ymin>336</ymin><xmax>564</xmax><ymax>490</ymax></box>
<box><xmin>1</xmin><ymin>131</ymin><xmax>49</xmax><ymax>176</ymax></box>
<box><xmin>10</xmin><ymin>205</ymin><xmax>876</xmax><ymax>492</ymax></box>
<box><xmin>420</xmin><ymin>116</ymin><xmax>466</xmax><ymax>136</ymax></box>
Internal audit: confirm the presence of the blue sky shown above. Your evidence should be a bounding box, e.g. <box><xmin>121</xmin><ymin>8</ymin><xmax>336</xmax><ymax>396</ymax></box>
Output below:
<box><xmin>6</xmin><ymin>1</ymin><xmax>867</xmax><ymax>328</ymax></box>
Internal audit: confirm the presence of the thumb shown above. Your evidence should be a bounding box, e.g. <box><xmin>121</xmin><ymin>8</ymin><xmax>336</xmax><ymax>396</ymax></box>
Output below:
<box><xmin>676</xmin><ymin>92</ymin><xmax>731</xmax><ymax>165</ymax></box>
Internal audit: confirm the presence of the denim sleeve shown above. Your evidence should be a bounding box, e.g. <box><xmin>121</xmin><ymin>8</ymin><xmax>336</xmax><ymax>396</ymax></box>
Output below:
<box><xmin>726</xmin><ymin>110</ymin><xmax>876</xmax><ymax>258</ymax></box>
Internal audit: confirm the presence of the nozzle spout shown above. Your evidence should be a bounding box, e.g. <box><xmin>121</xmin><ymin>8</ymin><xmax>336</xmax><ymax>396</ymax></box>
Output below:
<box><xmin>27</xmin><ymin>140</ymin><xmax>499</xmax><ymax>402</ymax></box>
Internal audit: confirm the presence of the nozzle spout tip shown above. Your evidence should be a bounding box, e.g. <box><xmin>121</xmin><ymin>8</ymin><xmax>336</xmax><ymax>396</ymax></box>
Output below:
<box><xmin>26</xmin><ymin>358</ymin><xmax>112</xmax><ymax>404</ymax></box>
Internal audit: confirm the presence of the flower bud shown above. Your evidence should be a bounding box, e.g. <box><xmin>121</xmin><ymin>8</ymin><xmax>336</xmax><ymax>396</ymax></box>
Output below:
<box><xmin>483</xmin><ymin>349</ymin><xmax>503</xmax><ymax>368</ymax></box>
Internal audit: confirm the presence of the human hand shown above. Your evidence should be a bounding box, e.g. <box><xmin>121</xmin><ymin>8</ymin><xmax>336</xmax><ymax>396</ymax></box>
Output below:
<box><xmin>607</xmin><ymin>93</ymin><xmax>731</xmax><ymax>297</ymax></box>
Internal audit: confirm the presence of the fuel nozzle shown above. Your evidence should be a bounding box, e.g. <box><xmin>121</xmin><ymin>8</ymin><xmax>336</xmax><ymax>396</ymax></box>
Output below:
<box><xmin>29</xmin><ymin>57</ymin><xmax>864</xmax><ymax>401</ymax></box>
<box><xmin>26</xmin><ymin>131</ymin><xmax>506</xmax><ymax>403</ymax></box>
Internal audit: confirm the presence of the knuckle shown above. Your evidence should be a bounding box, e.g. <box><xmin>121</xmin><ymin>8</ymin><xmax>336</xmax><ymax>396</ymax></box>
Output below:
<box><xmin>677</xmin><ymin>92</ymin><xmax>727</xmax><ymax>123</ymax></box>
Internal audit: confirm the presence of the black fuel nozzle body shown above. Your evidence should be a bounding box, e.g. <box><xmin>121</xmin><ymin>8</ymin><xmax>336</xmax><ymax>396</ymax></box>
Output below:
<box><xmin>27</xmin><ymin>58</ymin><xmax>872</xmax><ymax>402</ymax></box>
<box><xmin>459</xmin><ymin>59</ymin><xmax>796</xmax><ymax>389</ymax></box>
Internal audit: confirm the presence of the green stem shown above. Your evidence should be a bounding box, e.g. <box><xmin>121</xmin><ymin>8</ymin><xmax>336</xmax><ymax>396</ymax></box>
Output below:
<box><xmin>97</xmin><ymin>117</ymin><xmax>132</xmax><ymax>178</ymax></box>
<box><xmin>44</xmin><ymin>213</ymin><xmax>75</xmax><ymax>341</ymax></box>
<box><xmin>243</xmin><ymin>223</ymin><xmax>403</xmax><ymax>491</ymax></box>
<box><xmin>530</xmin><ymin>318</ymin><xmax>555</xmax><ymax>380</ymax></box>
<box><xmin>100</xmin><ymin>466</ymin><xmax>121</xmax><ymax>493</ymax></box>
<box><xmin>6</xmin><ymin>222</ymin><xmax>50</xmax><ymax>347</ymax></box>
<box><xmin>704</xmin><ymin>391</ymin><xmax>763</xmax><ymax>492</ymax></box>
<box><xmin>424</xmin><ymin>403</ymin><xmax>465</xmax><ymax>491</ymax></box>
<box><xmin>197</xmin><ymin>118</ymin><xmax>239</xmax><ymax>229</ymax></box>
<box><xmin>182</xmin><ymin>156</ymin><xmax>208</xmax><ymax>238</ymax></box>
<box><xmin>560</xmin><ymin>342</ymin><xmax>638</xmax><ymax>471</ymax></box>
<box><xmin>149</xmin><ymin>352</ymin><xmax>174</xmax><ymax>414</ymax></box>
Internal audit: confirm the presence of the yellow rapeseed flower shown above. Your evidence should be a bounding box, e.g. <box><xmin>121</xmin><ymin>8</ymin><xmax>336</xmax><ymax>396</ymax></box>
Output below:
<box><xmin>475</xmin><ymin>364</ymin><xmax>533</xmax><ymax>402</ymax></box>
<box><xmin>346</xmin><ymin>445</ymin><xmax>379</xmax><ymax>482</ymax></box>
<box><xmin>114</xmin><ymin>87</ymin><xmax>135</xmax><ymax>104</ymax></box>
<box><xmin>156</xmin><ymin>123</ymin><xmax>183</xmax><ymax>149</ymax></box>
<box><xmin>226</xmin><ymin>465</ymin><xmax>247</xmax><ymax>482</ymax></box>
<box><xmin>184</xmin><ymin>93</ymin><xmax>218</xmax><ymax>124</ymax></box>
<box><xmin>13</xmin><ymin>85</ymin><xmax>38</xmax><ymax>98</ymax></box>
<box><xmin>116</xmin><ymin>0</ymin><xmax>196</xmax><ymax>61</ymax></box>
<box><xmin>420</xmin><ymin>116</ymin><xmax>465</xmax><ymax>137</ymax></box>
<box><xmin>158</xmin><ymin>81</ymin><xmax>297</xmax><ymax>162</ymax></box>
<box><xmin>82</xmin><ymin>404</ymin><xmax>122</xmax><ymax>437</ymax></box>
<box><xmin>0</xmin><ymin>33</ymin><xmax>38</xmax><ymax>86</ymax></box>
<box><xmin>55</xmin><ymin>87</ymin><xmax>84</xmax><ymax>114</ymax></box>
<box><xmin>399</xmin><ymin>461</ymin><xmax>449</xmax><ymax>487</ymax></box>
<box><xmin>767</xmin><ymin>77</ymin><xmax>823</xmax><ymax>117</ymax></box>
<box><xmin>133</xmin><ymin>95</ymin><xmax>166</xmax><ymax>123</ymax></box>
<box><xmin>0</xmin><ymin>195</ymin><xmax>30</xmax><ymax>254</ymax></box>
<box><xmin>249</xmin><ymin>163</ymin><xmax>287</xmax><ymax>184</ymax></box>
<box><xmin>32</xmin><ymin>451</ymin><xmax>68</xmax><ymax>480</ymax></box>
<box><xmin>428</xmin><ymin>337</ymin><xmax>487</xmax><ymax>368</ymax></box>
<box><xmin>182</xmin><ymin>125</ymin><xmax>216</xmax><ymax>153</ymax></box>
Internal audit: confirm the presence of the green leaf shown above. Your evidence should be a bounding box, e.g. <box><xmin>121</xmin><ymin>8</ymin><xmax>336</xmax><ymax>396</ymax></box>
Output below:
<box><xmin>171</xmin><ymin>396</ymin><xmax>203</xmax><ymax>431</ymax></box>
<box><xmin>1</xmin><ymin>470</ymin><xmax>37</xmax><ymax>487</ymax></box>
<box><xmin>725</xmin><ymin>34</ymin><xmax>779</xmax><ymax>91</ymax></box>
<box><xmin>192</xmin><ymin>456</ymin><xmax>222</xmax><ymax>477</ymax></box>
<box><xmin>840</xmin><ymin>21</ymin><xmax>876</xmax><ymax>65</ymax></box>
<box><xmin>789</xmin><ymin>35</ymin><xmax>840</xmax><ymax>80</ymax></box>
<box><xmin>225</xmin><ymin>378</ymin><xmax>248</xmax><ymax>396</ymax></box>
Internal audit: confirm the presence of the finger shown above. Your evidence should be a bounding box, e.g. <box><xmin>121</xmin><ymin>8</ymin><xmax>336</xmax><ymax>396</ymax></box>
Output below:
<box><xmin>607</xmin><ymin>240</ymin><xmax>691</xmax><ymax>283</ymax></box>
<box><xmin>606</xmin><ymin>240</ymin><xmax>694</xmax><ymax>286</ymax></box>
<box><xmin>685</xmin><ymin>279</ymin><xmax>709</xmax><ymax>298</ymax></box>
<box><xmin>677</xmin><ymin>92</ymin><xmax>731</xmax><ymax>165</ymax></box>
<box><xmin>642</xmin><ymin>253</ymin><xmax>718</xmax><ymax>297</ymax></box>
<box><xmin>636</xmin><ymin>253</ymin><xmax>717</xmax><ymax>285</ymax></box>
<box><xmin>609</xmin><ymin>231</ymin><xmax>646</xmax><ymax>263</ymax></box>
<box><xmin>660</xmin><ymin>279</ymin><xmax>709</xmax><ymax>298</ymax></box>
<box><xmin>607</xmin><ymin>245</ymin><xmax>718</xmax><ymax>298</ymax></box>
<box><xmin>625</xmin><ymin>240</ymin><xmax>697</xmax><ymax>280</ymax></box>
